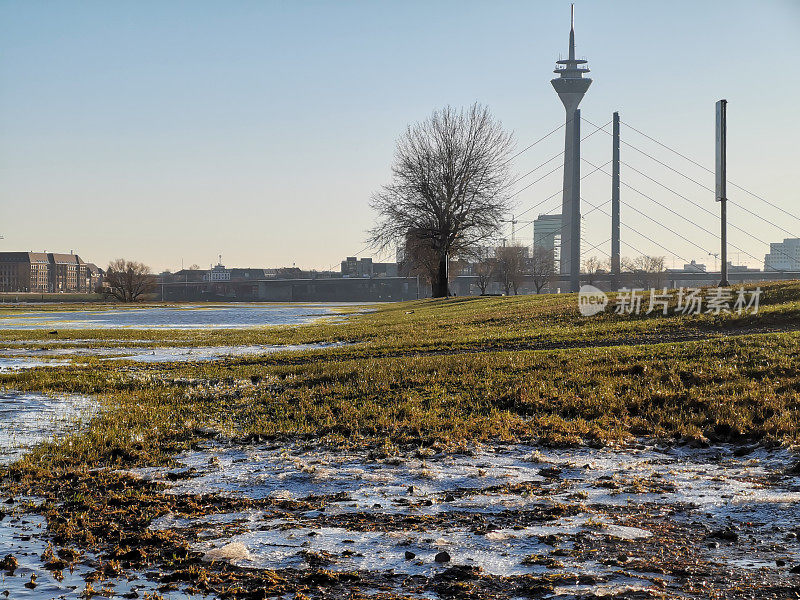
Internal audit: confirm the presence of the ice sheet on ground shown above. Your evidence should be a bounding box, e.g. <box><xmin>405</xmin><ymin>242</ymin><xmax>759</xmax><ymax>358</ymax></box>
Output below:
<box><xmin>0</xmin><ymin>357</ymin><xmax>71</xmax><ymax>371</ymax></box>
<box><xmin>138</xmin><ymin>442</ymin><xmax>800</xmax><ymax>578</ymax></box>
<box><xmin>0</xmin><ymin>303</ymin><xmax>367</xmax><ymax>330</ymax></box>
<box><xmin>143</xmin><ymin>443</ymin><xmax>799</xmax><ymax>510</ymax></box>
<box><xmin>0</xmin><ymin>342</ymin><xmax>350</xmax><ymax>364</ymax></box>
<box><xmin>200</xmin><ymin>524</ymin><xmax>571</xmax><ymax>576</ymax></box>
<box><xmin>0</xmin><ymin>391</ymin><xmax>97</xmax><ymax>464</ymax></box>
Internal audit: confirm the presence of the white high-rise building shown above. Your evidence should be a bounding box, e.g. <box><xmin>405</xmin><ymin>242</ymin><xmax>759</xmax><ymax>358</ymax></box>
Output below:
<box><xmin>533</xmin><ymin>214</ymin><xmax>562</xmax><ymax>268</ymax></box>
<box><xmin>764</xmin><ymin>238</ymin><xmax>800</xmax><ymax>271</ymax></box>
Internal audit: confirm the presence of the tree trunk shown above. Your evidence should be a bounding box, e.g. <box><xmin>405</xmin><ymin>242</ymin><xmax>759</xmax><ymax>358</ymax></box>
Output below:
<box><xmin>432</xmin><ymin>253</ymin><xmax>449</xmax><ymax>298</ymax></box>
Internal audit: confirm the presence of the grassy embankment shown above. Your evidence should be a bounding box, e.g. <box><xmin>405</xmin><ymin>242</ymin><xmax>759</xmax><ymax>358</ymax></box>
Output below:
<box><xmin>2</xmin><ymin>281</ymin><xmax>800</xmax><ymax>476</ymax></box>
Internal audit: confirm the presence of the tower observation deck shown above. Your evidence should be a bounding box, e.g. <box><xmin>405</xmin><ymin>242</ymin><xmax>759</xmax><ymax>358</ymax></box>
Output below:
<box><xmin>551</xmin><ymin>4</ymin><xmax>591</xmax><ymax>291</ymax></box>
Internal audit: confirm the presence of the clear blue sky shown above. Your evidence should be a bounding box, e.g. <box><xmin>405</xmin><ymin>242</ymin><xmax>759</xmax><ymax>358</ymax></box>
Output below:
<box><xmin>1</xmin><ymin>0</ymin><xmax>798</xmax><ymax>271</ymax></box>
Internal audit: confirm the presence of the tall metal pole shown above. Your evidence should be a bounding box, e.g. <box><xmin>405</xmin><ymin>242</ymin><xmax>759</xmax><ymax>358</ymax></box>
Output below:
<box><xmin>570</xmin><ymin>109</ymin><xmax>581</xmax><ymax>292</ymax></box>
<box><xmin>716</xmin><ymin>99</ymin><xmax>729</xmax><ymax>286</ymax></box>
<box><xmin>611</xmin><ymin>111</ymin><xmax>621</xmax><ymax>289</ymax></box>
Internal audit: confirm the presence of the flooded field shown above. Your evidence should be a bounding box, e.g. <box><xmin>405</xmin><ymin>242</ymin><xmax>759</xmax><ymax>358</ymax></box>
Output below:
<box><xmin>0</xmin><ymin>391</ymin><xmax>96</xmax><ymax>465</ymax></box>
<box><xmin>0</xmin><ymin>342</ymin><xmax>350</xmax><ymax>370</ymax></box>
<box><xmin>2</xmin><ymin>291</ymin><xmax>800</xmax><ymax>598</ymax></box>
<box><xmin>0</xmin><ymin>303</ymin><xmax>363</xmax><ymax>330</ymax></box>
<box><xmin>0</xmin><ymin>357</ymin><xmax>71</xmax><ymax>372</ymax></box>
<box><xmin>4</xmin><ymin>431</ymin><xmax>799</xmax><ymax>598</ymax></box>
<box><xmin>122</xmin><ymin>440</ymin><xmax>800</xmax><ymax>596</ymax></box>
<box><xmin>0</xmin><ymin>508</ymin><xmax>164</xmax><ymax>600</ymax></box>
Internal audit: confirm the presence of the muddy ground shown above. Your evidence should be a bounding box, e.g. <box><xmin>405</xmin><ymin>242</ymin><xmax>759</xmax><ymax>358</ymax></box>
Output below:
<box><xmin>3</xmin><ymin>438</ymin><xmax>800</xmax><ymax>599</ymax></box>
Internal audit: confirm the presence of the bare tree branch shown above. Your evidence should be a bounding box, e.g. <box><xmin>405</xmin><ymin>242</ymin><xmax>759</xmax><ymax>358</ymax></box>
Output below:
<box><xmin>494</xmin><ymin>244</ymin><xmax>527</xmax><ymax>295</ymax></box>
<box><xmin>370</xmin><ymin>104</ymin><xmax>514</xmax><ymax>297</ymax></box>
<box><xmin>530</xmin><ymin>246</ymin><xmax>557</xmax><ymax>293</ymax></box>
<box><xmin>103</xmin><ymin>259</ymin><xmax>155</xmax><ymax>302</ymax></box>
<box><xmin>621</xmin><ymin>255</ymin><xmax>666</xmax><ymax>289</ymax></box>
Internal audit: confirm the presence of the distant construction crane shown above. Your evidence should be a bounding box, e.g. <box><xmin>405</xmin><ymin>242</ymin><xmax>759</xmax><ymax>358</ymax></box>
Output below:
<box><xmin>502</xmin><ymin>215</ymin><xmax>535</xmax><ymax>244</ymax></box>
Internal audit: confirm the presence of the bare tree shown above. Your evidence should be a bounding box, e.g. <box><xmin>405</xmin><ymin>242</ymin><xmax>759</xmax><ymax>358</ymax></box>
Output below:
<box><xmin>494</xmin><ymin>244</ymin><xmax>526</xmax><ymax>295</ymax></box>
<box><xmin>398</xmin><ymin>230</ymin><xmax>439</xmax><ymax>288</ymax></box>
<box><xmin>530</xmin><ymin>246</ymin><xmax>556</xmax><ymax>293</ymax></box>
<box><xmin>369</xmin><ymin>104</ymin><xmax>514</xmax><ymax>297</ymax></box>
<box><xmin>399</xmin><ymin>230</ymin><xmax>464</xmax><ymax>295</ymax></box>
<box><xmin>582</xmin><ymin>255</ymin><xmax>609</xmax><ymax>286</ymax></box>
<box><xmin>622</xmin><ymin>255</ymin><xmax>666</xmax><ymax>289</ymax></box>
<box><xmin>103</xmin><ymin>259</ymin><xmax>155</xmax><ymax>302</ymax></box>
<box><xmin>474</xmin><ymin>260</ymin><xmax>493</xmax><ymax>294</ymax></box>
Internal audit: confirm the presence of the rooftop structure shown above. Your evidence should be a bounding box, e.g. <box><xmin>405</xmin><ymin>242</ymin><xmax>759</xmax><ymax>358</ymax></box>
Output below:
<box><xmin>765</xmin><ymin>238</ymin><xmax>800</xmax><ymax>271</ymax></box>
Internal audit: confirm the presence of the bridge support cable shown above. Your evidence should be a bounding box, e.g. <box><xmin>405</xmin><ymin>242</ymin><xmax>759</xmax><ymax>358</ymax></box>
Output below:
<box><xmin>584</xmin><ymin>116</ymin><xmax>800</xmax><ymax>235</ymax></box>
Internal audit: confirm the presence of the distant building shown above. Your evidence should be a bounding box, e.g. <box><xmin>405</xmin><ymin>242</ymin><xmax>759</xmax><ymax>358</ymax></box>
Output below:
<box><xmin>168</xmin><ymin>269</ymin><xmax>207</xmax><ymax>283</ymax></box>
<box><xmin>764</xmin><ymin>238</ymin><xmax>800</xmax><ymax>271</ymax></box>
<box><xmin>85</xmin><ymin>264</ymin><xmax>103</xmax><ymax>291</ymax></box>
<box><xmin>372</xmin><ymin>262</ymin><xmax>398</xmax><ymax>277</ymax></box>
<box><xmin>205</xmin><ymin>262</ymin><xmax>231</xmax><ymax>282</ymax></box>
<box><xmin>682</xmin><ymin>260</ymin><xmax>706</xmax><ymax>272</ymax></box>
<box><xmin>0</xmin><ymin>252</ymin><xmax>49</xmax><ymax>292</ymax></box>
<box><xmin>230</xmin><ymin>268</ymin><xmax>270</xmax><ymax>280</ymax></box>
<box><xmin>728</xmin><ymin>262</ymin><xmax>760</xmax><ymax>273</ymax></box>
<box><xmin>533</xmin><ymin>214</ymin><xmax>562</xmax><ymax>268</ymax></box>
<box><xmin>667</xmin><ymin>259</ymin><xmax>758</xmax><ymax>275</ymax></box>
<box><xmin>341</xmin><ymin>256</ymin><xmax>370</xmax><ymax>277</ymax></box>
<box><xmin>341</xmin><ymin>256</ymin><xmax>399</xmax><ymax>278</ymax></box>
<box><xmin>49</xmin><ymin>253</ymin><xmax>82</xmax><ymax>291</ymax></box>
<box><xmin>0</xmin><ymin>252</ymin><xmax>101</xmax><ymax>293</ymax></box>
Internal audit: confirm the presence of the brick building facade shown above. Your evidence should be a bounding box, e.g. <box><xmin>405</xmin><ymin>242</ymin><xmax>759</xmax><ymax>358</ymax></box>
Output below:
<box><xmin>0</xmin><ymin>252</ymin><xmax>103</xmax><ymax>293</ymax></box>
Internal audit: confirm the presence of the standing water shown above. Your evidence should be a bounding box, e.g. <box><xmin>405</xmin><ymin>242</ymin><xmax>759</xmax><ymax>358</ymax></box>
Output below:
<box><xmin>0</xmin><ymin>302</ymin><xmax>366</xmax><ymax>330</ymax></box>
<box><xmin>0</xmin><ymin>391</ymin><xmax>96</xmax><ymax>465</ymax></box>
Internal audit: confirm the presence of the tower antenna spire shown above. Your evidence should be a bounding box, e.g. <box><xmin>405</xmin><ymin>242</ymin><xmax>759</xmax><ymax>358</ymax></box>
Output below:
<box><xmin>569</xmin><ymin>4</ymin><xmax>575</xmax><ymax>60</ymax></box>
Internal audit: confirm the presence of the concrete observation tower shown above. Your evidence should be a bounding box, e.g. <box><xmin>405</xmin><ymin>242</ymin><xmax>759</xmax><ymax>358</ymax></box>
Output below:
<box><xmin>551</xmin><ymin>5</ymin><xmax>591</xmax><ymax>292</ymax></box>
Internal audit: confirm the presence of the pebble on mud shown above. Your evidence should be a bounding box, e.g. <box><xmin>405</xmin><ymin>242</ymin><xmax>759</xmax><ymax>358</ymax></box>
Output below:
<box><xmin>404</xmin><ymin>551</ymin><xmax>416</xmax><ymax>560</ymax></box>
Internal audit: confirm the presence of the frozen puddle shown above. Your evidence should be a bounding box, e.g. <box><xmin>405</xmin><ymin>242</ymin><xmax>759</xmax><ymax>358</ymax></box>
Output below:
<box><xmin>0</xmin><ymin>391</ymin><xmax>97</xmax><ymax>465</ymax></box>
<box><xmin>0</xmin><ymin>341</ymin><xmax>350</xmax><ymax>366</ymax></box>
<box><xmin>0</xmin><ymin>357</ymin><xmax>71</xmax><ymax>372</ymax></box>
<box><xmin>185</xmin><ymin>518</ymin><xmax>649</xmax><ymax>577</ymax></box>
<box><xmin>139</xmin><ymin>443</ymin><xmax>800</xmax><ymax>510</ymax></box>
<box><xmin>137</xmin><ymin>442</ymin><xmax>800</xmax><ymax>584</ymax></box>
<box><xmin>0</xmin><ymin>303</ymin><xmax>366</xmax><ymax>330</ymax></box>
